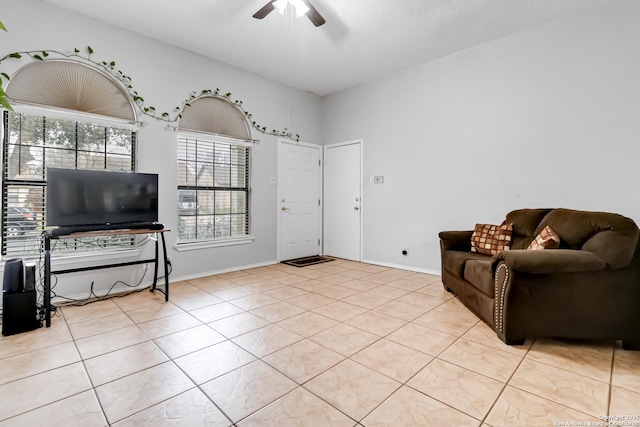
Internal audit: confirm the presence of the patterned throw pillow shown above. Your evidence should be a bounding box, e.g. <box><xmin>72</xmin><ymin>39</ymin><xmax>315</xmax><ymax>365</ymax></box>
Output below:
<box><xmin>527</xmin><ymin>225</ymin><xmax>561</xmax><ymax>250</ymax></box>
<box><xmin>470</xmin><ymin>223</ymin><xmax>513</xmax><ymax>256</ymax></box>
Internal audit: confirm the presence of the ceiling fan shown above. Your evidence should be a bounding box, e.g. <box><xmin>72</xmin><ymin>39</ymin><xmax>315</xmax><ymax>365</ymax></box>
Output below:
<box><xmin>253</xmin><ymin>0</ymin><xmax>326</xmax><ymax>27</ymax></box>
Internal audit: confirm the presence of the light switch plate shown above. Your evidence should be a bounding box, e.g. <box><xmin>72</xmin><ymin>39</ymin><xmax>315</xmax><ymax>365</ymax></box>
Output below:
<box><xmin>374</xmin><ymin>175</ymin><xmax>384</xmax><ymax>184</ymax></box>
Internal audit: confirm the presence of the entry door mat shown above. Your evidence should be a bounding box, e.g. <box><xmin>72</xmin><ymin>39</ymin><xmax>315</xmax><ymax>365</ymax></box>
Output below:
<box><xmin>282</xmin><ymin>256</ymin><xmax>334</xmax><ymax>267</ymax></box>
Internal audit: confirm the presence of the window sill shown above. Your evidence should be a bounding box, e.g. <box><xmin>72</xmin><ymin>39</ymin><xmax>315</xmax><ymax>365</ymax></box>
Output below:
<box><xmin>174</xmin><ymin>236</ymin><xmax>255</xmax><ymax>252</ymax></box>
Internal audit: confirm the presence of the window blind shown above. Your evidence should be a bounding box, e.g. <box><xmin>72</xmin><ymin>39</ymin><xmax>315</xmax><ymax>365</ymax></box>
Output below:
<box><xmin>176</xmin><ymin>134</ymin><xmax>250</xmax><ymax>243</ymax></box>
<box><xmin>1</xmin><ymin>111</ymin><xmax>137</xmax><ymax>257</ymax></box>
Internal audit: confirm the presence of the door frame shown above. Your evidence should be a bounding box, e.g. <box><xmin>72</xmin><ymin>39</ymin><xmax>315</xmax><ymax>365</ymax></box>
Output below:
<box><xmin>323</xmin><ymin>139</ymin><xmax>364</xmax><ymax>261</ymax></box>
<box><xmin>276</xmin><ymin>138</ymin><xmax>324</xmax><ymax>262</ymax></box>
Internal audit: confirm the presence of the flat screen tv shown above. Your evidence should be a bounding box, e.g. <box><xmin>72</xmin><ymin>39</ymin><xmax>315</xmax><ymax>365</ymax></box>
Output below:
<box><xmin>46</xmin><ymin>168</ymin><xmax>159</xmax><ymax>228</ymax></box>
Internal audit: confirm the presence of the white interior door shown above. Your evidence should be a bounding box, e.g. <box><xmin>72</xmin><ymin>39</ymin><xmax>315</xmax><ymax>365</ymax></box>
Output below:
<box><xmin>278</xmin><ymin>140</ymin><xmax>322</xmax><ymax>261</ymax></box>
<box><xmin>324</xmin><ymin>140</ymin><xmax>362</xmax><ymax>261</ymax></box>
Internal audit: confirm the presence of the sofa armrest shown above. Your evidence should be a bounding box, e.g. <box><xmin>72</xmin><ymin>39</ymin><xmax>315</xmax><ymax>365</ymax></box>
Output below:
<box><xmin>493</xmin><ymin>249</ymin><xmax>606</xmax><ymax>274</ymax></box>
<box><xmin>439</xmin><ymin>230</ymin><xmax>473</xmax><ymax>252</ymax></box>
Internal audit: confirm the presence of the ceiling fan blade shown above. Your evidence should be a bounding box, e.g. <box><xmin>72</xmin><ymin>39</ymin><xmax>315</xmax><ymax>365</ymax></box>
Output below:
<box><xmin>303</xmin><ymin>0</ymin><xmax>326</xmax><ymax>27</ymax></box>
<box><xmin>253</xmin><ymin>1</ymin><xmax>275</xmax><ymax>19</ymax></box>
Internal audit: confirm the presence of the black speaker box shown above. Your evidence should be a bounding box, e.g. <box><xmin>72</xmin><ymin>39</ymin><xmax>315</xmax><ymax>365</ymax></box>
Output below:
<box><xmin>3</xmin><ymin>258</ymin><xmax>24</xmax><ymax>293</ymax></box>
<box><xmin>2</xmin><ymin>290</ymin><xmax>39</xmax><ymax>336</ymax></box>
<box><xmin>24</xmin><ymin>262</ymin><xmax>36</xmax><ymax>292</ymax></box>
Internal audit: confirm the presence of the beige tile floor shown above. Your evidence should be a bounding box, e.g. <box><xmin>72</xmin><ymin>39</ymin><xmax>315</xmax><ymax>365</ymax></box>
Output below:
<box><xmin>1</xmin><ymin>259</ymin><xmax>639</xmax><ymax>426</ymax></box>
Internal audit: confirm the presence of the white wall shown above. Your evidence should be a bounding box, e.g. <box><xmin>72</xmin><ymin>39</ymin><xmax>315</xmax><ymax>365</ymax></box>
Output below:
<box><xmin>1</xmin><ymin>0</ymin><xmax>323</xmax><ymax>298</ymax></box>
<box><xmin>322</xmin><ymin>0</ymin><xmax>640</xmax><ymax>273</ymax></box>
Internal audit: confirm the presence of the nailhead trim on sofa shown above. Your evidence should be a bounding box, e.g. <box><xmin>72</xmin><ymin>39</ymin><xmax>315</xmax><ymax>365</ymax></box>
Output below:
<box><xmin>494</xmin><ymin>263</ymin><xmax>509</xmax><ymax>334</ymax></box>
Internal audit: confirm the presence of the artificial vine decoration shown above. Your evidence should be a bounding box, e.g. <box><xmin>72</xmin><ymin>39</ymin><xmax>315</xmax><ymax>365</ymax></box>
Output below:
<box><xmin>0</xmin><ymin>46</ymin><xmax>300</xmax><ymax>141</ymax></box>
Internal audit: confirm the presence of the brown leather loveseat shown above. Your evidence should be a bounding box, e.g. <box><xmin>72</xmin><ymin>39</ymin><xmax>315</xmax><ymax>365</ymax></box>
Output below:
<box><xmin>439</xmin><ymin>208</ymin><xmax>640</xmax><ymax>349</ymax></box>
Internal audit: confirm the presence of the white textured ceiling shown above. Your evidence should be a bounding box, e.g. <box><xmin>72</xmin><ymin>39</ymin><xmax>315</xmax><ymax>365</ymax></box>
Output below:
<box><xmin>43</xmin><ymin>0</ymin><xmax>613</xmax><ymax>96</ymax></box>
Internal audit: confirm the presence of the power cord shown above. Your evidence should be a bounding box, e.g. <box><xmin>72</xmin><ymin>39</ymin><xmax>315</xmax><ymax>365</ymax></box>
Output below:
<box><xmin>52</xmin><ymin>263</ymin><xmax>149</xmax><ymax>307</ymax></box>
<box><xmin>36</xmin><ymin>231</ymin><xmax>162</xmax><ymax>309</ymax></box>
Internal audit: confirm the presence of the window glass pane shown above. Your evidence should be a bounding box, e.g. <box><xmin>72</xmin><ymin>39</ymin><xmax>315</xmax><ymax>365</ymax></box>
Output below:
<box><xmin>77</xmin><ymin>123</ymin><xmax>106</xmax><ymax>152</ymax></box>
<box><xmin>178</xmin><ymin>161</ymin><xmax>191</xmax><ymax>186</ymax></box>
<box><xmin>4</xmin><ymin>185</ymin><xmax>42</xmax><ymax>256</ymax></box>
<box><xmin>198</xmin><ymin>215</ymin><xmax>215</xmax><ymax>240</ymax></box>
<box><xmin>44</xmin><ymin>118</ymin><xmax>76</xmax><ymax>148</ymax></box>
<box><xmin>231</xmin><ymin>214</ymin><xmax>247</xmax><ymax>236</ymax></box>
<box><xmin>215</xmin><ymin>191</ymin><xmax>231</xmax><ymax>215</ymax></box>
<box><xmin>230</xmin><ymin>146</ymin><xmax>245</xmax><ymax>164</ymax></box>
<box><xmin>214</xmin><ymin>163</ymin><xmax>230</xmax><ymax>187</ymax></box>
<box><xmin>232</xmin><ymin>191</ymin><xmax>246</xmax><ymax>213</ymax></box>
<box><xmin>215</xmin><ymin>215</ymin><xmax>231</xmax><ymax>238</ymax></box>
<box><xmin>178</xmin><ymin>190</ymin><xmax>197</xmax><ymax>216</ymax></box>
<box><xmin>178</xmin><ymin>216</ymin><xmax>196</xmax><ymax>241</ymax></box>
<box><xmin>196</xmin><ymin>190</ymin><xmax>214</xmax><ymax>215</ymax></box>
<box><xmin>105</xmin><ymin>154</ymin><xmax>132</xmax><ymax>171</ymax></box>
<box><xmin>231</xmin><ymin>165</ymin><xmax>245</xmax><ymax>187</ymax></box>
<box><xmin>107</xmin><ymin>128</ymin><xmax>133</xmax><ymax>155</ymax></box>
<box><xmin>196</xmin><ymin>163</ymin><xmax>214</xmax><ymax>187</ymax></box>
<box><xmin>43</xmin><ymin>148</ymin><xmax>77</xmax><ymax>170</ymax></box>
<box><xmin>177</xmin><ymin>137</ymin><xmax>196</xmax><ymax>160</ymax></box>
<box><xmin>17</xmin><ymin>115</ymin><xmax>44</xmax><ymax>146</ymax></box>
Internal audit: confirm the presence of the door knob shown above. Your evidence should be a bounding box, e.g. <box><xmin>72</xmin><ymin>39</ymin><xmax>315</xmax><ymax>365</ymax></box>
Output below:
<box><xmin>354</xmin><ymin>206</ymin><xmax>359</xmax><ymax>211</ymax></box>
<box><xmin>282</xmin><ymin>206</ymin><xmax>290</xmax><ymax>212</ymax></box>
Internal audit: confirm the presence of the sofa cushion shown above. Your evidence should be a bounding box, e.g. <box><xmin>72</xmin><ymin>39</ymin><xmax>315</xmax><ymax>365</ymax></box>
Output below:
<box><xmin>442</xmin><ymin>250</ymin><xmax>491</xmax><ymax>280</ymax></box>
<box><xmin>463</xmin><ymin>259</ymin><xmax>494</xmax><ymax>298</ymax></box>
<box><xmin>582</xmin><ymin>230</ymin><xmax>639</xmax><ymax>269</ymax></box>
<box><xmin>536</xmin><ymin>208</ymin><xmax>639</xmax><ymax>268</ymax></box>
<box><xmin>471</xmin><ymin>223</ymin><xmax>513</xmax><ymax>255</ymax></box>
<box><xmin>505</xmin><ymin>208</ymin><xmax>553</xmax><ymax>249</ymax></box>
<box><xmin>527</xmin><ymin>225</ymin><xmax>561</xmax><ymax>250</ymax></box>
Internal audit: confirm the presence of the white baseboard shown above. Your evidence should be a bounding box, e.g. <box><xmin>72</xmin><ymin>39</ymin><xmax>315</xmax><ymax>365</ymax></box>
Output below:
<box><xmin>170</xmin><ymin>260</ymin><xmax>279</xmax><ymax>283</ymax></box>
<box><xmin>361</xmin><ymin>258</ymin><xmax>441</xmax><ymax>276</ymax></box>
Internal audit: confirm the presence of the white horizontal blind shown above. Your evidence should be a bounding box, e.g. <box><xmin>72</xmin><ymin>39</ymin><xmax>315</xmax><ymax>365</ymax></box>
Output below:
<box><xmin>177</xmin><ymin>134</ymin><xmax>250</xmax><ymax>243</ymax></box>
<box><xmin>2</xmin><ymin>111</ymin><xmax>136</xmax><ymax>257</ymax></box>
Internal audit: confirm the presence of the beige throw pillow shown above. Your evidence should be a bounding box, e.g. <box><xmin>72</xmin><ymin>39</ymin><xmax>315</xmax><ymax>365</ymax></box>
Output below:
<box><xmin>527</xmin><ymin>225</ymin><xmax>561</xmax><ymax>250</ymax></box>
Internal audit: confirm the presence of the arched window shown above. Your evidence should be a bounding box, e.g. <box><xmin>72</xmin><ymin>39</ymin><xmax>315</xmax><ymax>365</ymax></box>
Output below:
<box><xmin>6</xmin><ymin>59</ymin><xmax>136</xmax><ymax>121</ymax></box>
<box><xmin>176</xmin><ymin>96</ymin><xmax>254</xmax><ymax>245</ymax></box>
<box><xmin>178</xmin><ymin>96</ymin><xmax>250</xmax><ymax>140</ymax></box>
<box><xmin>2</xmin><ymin>60</ymin><xmax>137</xmax><ymax>256</ymax></box>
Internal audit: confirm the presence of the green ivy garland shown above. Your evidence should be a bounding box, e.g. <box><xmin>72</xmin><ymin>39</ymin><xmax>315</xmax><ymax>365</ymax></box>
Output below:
<box><xmin>0</xmin><ymin>46</ymin><xmax>300</xmax><ymax>141</ymax></box>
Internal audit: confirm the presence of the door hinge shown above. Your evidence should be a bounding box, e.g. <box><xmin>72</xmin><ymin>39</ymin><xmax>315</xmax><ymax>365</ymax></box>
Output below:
<box><xmin>318</xmin><ymin>199</ymin><xmax>321</xmax><ymax>206</ymax></box>
<box><xmin>319</xmin><ymin>159</ymin><xmax>321</xmax><ymax>166</ymax></box>
<box><xmin>318</xmin><ymin>239</ymin><xmax>321</xmax><ymax>245</ymax></box>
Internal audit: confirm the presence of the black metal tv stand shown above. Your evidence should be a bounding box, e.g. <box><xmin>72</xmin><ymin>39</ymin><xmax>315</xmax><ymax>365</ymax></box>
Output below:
<box><xmin>43</xmin><ymin>227</ymin><xmax>170</xmax><ymax>327</ymax></box>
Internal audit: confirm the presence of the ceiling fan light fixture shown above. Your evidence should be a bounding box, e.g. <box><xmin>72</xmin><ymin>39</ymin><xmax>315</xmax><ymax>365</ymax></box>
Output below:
<box><xmin>290</xmin><ymin>0</ymin><xmax>310</xmax><ymax>17</ymax></box>
<box><xmin>273</xmin><ymin>0</ymin><xmax>288</xmax><ymax>15</ymax></box>
<box><xmin>252</xmin><ymin>0</ymin><xmax>324</xmax><ymax>26</ymax></box>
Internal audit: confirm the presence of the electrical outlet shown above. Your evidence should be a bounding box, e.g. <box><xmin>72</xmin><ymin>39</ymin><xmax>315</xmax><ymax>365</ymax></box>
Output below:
<box><xmin>374</xmin><ymin>175</ymin><xmax>384</xmax><ymax>184</ymax></box>
<box><xmin>269</xmin><ymin>176</ymin><xmax>277</xmax><ymax>185</ymax></box>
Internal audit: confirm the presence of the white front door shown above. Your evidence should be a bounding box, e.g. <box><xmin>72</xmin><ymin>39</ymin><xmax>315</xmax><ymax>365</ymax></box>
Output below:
<box><xmin>278</xmin><ymin>140</ymin><xmax>322</xmax><ymax>261</ymax></box>
<box><xmin>324</xmin><ymin>140</ymin><xmax>362</xmax><ymax>261</ymax></box>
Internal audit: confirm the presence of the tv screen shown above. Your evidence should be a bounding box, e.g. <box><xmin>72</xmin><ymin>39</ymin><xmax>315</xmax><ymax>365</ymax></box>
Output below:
<box><xmin>46</xmin><ymin>168</ymin><xmax>159</xmax><ymax>227</ymax></box>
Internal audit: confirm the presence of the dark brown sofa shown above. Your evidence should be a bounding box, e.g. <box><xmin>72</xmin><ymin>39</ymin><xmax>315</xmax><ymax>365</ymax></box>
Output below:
<box><xmin>439</xmin><ymin>208</ymin><xmax>640</xmax><ymax>349</ymax></box>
